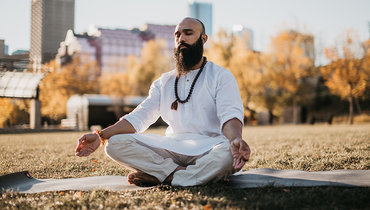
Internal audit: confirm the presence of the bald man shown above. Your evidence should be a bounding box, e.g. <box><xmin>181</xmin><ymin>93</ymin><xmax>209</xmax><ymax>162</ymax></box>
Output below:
<box><xmin>75</xmin><ymin>17</ymin><xmax>251</xmax><ymax>187</ymax></box>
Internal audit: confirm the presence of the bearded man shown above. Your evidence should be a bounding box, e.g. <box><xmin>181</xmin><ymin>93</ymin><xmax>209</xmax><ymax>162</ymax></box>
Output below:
<box><xmin>75</xmin><ymin>17</ymin><xmax>251</xmax><ymax>187</ymax></box>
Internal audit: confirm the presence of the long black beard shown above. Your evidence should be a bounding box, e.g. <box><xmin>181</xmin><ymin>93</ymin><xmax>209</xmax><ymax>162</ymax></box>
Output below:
<box><xmin>174</xmin><ymin>36</ymin><xmax>204</xmax><ymax>74</ymax></box>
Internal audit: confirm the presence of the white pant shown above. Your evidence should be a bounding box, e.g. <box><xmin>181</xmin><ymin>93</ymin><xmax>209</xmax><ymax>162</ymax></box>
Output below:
<box><xmin>105</xmin><ymin>134</ymin><xmax>234</xmax><ymax>186</ymax></box>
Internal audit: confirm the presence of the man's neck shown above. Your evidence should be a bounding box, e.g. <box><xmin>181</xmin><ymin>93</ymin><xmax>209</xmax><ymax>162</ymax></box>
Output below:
<box><xmin>177</xmin><ymin>56</ymin><xmax>205</xmax><ymax>75</ymax></box>
<box><xmin>190</xmin><ymin>56</ymin><xmax>205</xmax><ymax>70</ymax></box>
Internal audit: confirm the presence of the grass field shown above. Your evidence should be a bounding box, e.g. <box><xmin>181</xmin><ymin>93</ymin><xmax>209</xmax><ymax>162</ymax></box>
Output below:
<box><xmin>0</xmin><ymin>124</ymin><xmax>369</xmax><ymax>209</ymax></box>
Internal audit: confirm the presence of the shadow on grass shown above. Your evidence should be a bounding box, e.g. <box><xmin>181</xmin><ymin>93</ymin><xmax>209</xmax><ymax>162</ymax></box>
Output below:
<box><xmin>1</xmin><ymin>171</ymin><xmax>369</xmax><ymax>209</ymax></box>
<box><xmin>0</xmin><ymin>183</ymin><xmax>369</xmax><ymax>209</ymax></box>
<box><xmin>157</xmin><ymin>182</ymin><xmax>370</xmax><ymax>209</ymax></box>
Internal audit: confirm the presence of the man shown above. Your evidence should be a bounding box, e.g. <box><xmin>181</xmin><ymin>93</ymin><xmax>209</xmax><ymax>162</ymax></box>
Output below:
<box><xmin>75</xmin><ymin>17</ymin><xmax>251</xmax><ymax>187</ymax></box>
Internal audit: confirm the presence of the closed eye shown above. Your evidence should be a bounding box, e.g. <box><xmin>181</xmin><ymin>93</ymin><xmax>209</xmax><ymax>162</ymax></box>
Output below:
<box><xmin>174</xmin><ymin>29</ymin><xmax>194</xmax><ymax>37</ymax></box>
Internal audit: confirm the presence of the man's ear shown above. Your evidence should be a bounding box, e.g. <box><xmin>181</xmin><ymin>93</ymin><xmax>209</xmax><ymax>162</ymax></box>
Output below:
<box><xmin>202</xmin><ymin>34</ymin><xmax>208</xmax><ymax>44</ymax></box>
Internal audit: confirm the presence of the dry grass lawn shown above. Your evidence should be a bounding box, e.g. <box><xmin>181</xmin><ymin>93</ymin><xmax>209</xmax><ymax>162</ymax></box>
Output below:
<box><xmin>0</xmin><ymin>124</ymin><xmax>369</xmax><ymax>209</ymax></box>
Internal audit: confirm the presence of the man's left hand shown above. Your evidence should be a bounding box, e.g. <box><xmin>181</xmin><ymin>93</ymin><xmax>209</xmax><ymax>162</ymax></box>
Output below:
<box><xmin>230</xmin><ymin>137</ymin><xmax>251</xmax><ymax>170</ymax></box>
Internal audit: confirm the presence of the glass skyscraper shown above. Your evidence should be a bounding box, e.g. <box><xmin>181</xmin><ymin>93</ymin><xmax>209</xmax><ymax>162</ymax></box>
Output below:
<box><xmin>189</xmin><ymin>1</ymin><xmax>213</xmax><ymax>36</ymax></box>
<box><xmin>30</xmin><ymin>0</ymin><xmax>75</xmax><ymax>67</ymax></box>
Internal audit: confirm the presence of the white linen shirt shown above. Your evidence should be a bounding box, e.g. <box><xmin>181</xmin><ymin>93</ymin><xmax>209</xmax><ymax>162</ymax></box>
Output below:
<box><xmin>122</xmin><ymin>61</ymin><xmax>244</xmax><ymax>155</ymax></box>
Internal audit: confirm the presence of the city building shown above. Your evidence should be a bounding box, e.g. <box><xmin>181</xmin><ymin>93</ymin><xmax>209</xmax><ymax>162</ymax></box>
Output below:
<box><xmin>188</xmin><ymin>1</ymin><xmax>213</xmax><ymax>35</ymax></box>
<box><xmin>30</xmin><ymin>0</ymin><xmax>75</xmax><ymax>70</ymax></box>
<box><xmin>0</xmin><ymin>40</ymin><xmax>29</xmax><ymax>71</ymax></box>
<box><xmin>12</xmin><ymin>50</ymin><xmax>29</xmax><ymax>55</ymax></box>
<box><xmin>232</xmin><ymin>25</ymin><xmax>254</xmax><ymax>50</ymax></box>
<box><xmin>0</xmin><ymin>54</ymin><xmax>29</xmax><ymax>72</ymax></box>
<box><xmin>56</xmin><ymin>24</ymin><xmax>176</xmax><ymax>73</ymax></box>
<box><xmin>0</xmin><ymin>40</ymin><xmax>5</xmax><ymax>58</ymax></box>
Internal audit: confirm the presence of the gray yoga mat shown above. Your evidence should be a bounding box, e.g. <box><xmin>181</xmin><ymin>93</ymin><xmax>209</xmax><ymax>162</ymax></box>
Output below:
<box><xmin>230</xmin><ymin>168</ymin><xmax>370</xmax><ymax>188</ymax></box>
<box><xmin>1</xmin><ymin>168</ymin><xmax>369</xmax><ymax>193</ymax></box>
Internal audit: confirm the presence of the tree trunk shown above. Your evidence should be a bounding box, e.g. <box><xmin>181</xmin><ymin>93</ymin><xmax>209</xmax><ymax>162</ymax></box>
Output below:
<box><xmin>348</xmin><ymin>85</ymin><xmax>354</xmax><ymax>124</ymax></box>
<box><xmin>354</xmin><ymin>97</ymin><xmax>362</xmax><ymax>114</ymax></box>
<box><xmin>268</xmin><ymin>110</ymin><xmax>273</xmax><ymax>125</ymax></box>
<box><xmin>292</xmin><ymin>97</ymin><xmax>298</xmax><ymax>124</ymax></box>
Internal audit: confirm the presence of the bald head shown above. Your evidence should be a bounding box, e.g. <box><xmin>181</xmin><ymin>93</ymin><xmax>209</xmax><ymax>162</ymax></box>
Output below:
<box><xmin>177</xmin><ymin>17</ymin><xmax>206</xmax><ymax>35</ymax></box>
<box><xmin>174</xmin><ymin>17</ymin><xmax>208</xmax><ymax>50</ymax></box>
<box><xmin>181</xmin><ymin>17</ymin><xmax>206</xmax><ymax>35</ymax></box>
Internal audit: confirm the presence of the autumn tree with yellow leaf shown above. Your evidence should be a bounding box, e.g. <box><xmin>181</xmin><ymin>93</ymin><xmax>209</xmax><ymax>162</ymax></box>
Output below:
<box><xmin>207</xmin><ymin>30</ymin><xmax>281</xmax><ymax>123</ymax></box>
<box><xmin>206</xmin><ymin>30</ymin><xmax>235</xmax><ymax>69</ymax></box>
<box><xmin>100</xmin><ymin>55</ymin><xmax>138</xmax><ymax>97</ymax></box>
<box><xmin>135</xmin><ymin>39</ymin><xmax>172</xmax><ymax>96</ymax></box>
<box><xmin>267</xmin><ymin>30</ymin><xmax>316</xmax><ymax>123</ymax></box>
<box><xmin>100</xmin><ymin>39</ymin><xmax>172</xmax><ymax>97</ymax></box>
<box><xmin>361</xmin><ymin>39</ymin><xmax>370</xmax><ymax>101</ymax></box>
<box><xmin>39</xmin><ymin>56</ymin><xmax>100</xmax><ymax>121</ymax></box>
<box><xmin>228</xmin><ymin>35</ymin><xmax>265</xmax><ymax>120</ymax></box>
<box><xmin>0</xmin><ymin>98</ymin><xmax>29</xmax><ymax>127</ymax></box>
<box><xmin>321</xmin><ymin>31</ymin><xmax>368</xmax><ymax>124</ymax></box>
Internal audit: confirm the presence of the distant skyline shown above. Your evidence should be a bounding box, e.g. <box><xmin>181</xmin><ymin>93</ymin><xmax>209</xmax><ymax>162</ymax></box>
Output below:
<box><xmin>1</xmin><ymin>0</ymin><xmax>369</xmax><ymax>64</ymax></box>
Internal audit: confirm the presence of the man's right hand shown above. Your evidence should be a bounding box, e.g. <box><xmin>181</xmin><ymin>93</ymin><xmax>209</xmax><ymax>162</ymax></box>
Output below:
<box><xmin>75</xmin><ymin>133</ymin><xmax>101</xmax><ymax>157</ymax></box>
<box><xmin>230</xmin><ymin>137</ymin><xmax>251</xmax><ymax>171</ymax></box>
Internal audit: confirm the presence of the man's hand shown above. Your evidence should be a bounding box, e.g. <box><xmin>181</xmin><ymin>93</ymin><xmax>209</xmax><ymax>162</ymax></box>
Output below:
<box><xmin>75</xmin><ymin>133</ymin><xmax>101</xmax><ymax>157</ymax></box>
<box><xmin>230</xmin><ymin>137</ymin><xmax>251</xmax><ymax>171</ymax></box>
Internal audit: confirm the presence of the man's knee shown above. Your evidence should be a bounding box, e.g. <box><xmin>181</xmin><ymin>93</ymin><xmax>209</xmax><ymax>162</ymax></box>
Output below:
<box><xmin>105</xmin><ymin>134</ymin><xmax>136</xmax><ymax>158</ymax></box>
<box><xmin>212</xmin><ymin>142</ymin><xmax>234</xmax><ymax>170</ymax></box>
<box><xmin>196</xmin><ymin>142</ymin><xmax>234</xmax><ymax>176</ymax></box>
<box><xmin>214</xmin><ymin>151</ymin><xmax>233</xmax><ymax>172</ymax></box>
<box><xmin>172</xmin><ymin>144</ymin><xmax>234</xmax><ymax>186</ymax></box>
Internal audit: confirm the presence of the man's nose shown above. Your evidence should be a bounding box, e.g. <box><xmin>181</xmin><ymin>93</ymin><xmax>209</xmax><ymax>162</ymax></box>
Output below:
<box><xmin>179</xmin><ymin>40</ymin><xmax>186</xmax><ymax>46</ymax></box>
<box><xmin>176</xmin><ymin>40</ymin><xmax>185</xmax><ymax>48</ymax></box>
<box><xmin>178</xmin><ymin>34</ymin><xmax>187</xmax><ymax>44</ymax></box>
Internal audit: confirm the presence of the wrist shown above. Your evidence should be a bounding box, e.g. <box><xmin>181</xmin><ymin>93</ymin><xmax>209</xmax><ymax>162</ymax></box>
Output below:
<box><xmin>230</xmin><ymin>137</ymin><xmax>242</xmax><ymax>142</ymax></box>
<box><xmin>93</xmin><ymin>130</ymin><xmax>108</xmax><ymax>146</ymax></box>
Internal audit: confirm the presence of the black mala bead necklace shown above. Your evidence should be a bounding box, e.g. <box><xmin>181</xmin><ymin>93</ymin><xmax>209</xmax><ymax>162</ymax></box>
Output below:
<box><xmin>171</xmin><ymin>57</ymin><xmax>207</xmax><ymax>111</ymax></box>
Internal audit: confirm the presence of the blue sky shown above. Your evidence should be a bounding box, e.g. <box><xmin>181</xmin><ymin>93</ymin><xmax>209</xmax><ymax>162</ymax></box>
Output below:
<box><xmin>1</xmin><ymin>0</ymin><xmax>369</xmax><ymax>63</ymax></box>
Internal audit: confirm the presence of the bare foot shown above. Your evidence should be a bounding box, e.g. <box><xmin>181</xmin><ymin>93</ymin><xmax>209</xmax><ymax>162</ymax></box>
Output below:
<box><xmin>128</xmin><ymin>172</ymin><xmax>161</xmax><ymax>187</ymax></box>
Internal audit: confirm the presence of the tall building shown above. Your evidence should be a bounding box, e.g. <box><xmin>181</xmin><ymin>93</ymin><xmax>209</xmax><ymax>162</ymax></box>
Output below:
<box><xmin>56</xmin><ymin>24</ymin><xmax>176</xmax><ymax>73</ymax></box>
<box><xmin>30</xmin><ymin>0</ymin><xmax>75</xmax><ymax>69</ymax></box>
<box><xmin>4</xmin><ymin>45</ymin><xmax>8</xmax><ymax>55</ymax></box>
<box><xmin>0</xmin><ymin>40</ymin><xmax>5</xmax><ymax>58</ymax></box>
<box><xmin>188</xmin><ymin>1</ymin><xmax>213</xmax><ymax>35</ymax></box>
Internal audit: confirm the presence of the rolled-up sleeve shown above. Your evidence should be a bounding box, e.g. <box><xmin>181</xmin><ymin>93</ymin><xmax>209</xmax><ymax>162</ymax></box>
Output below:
<box><xmin>122</xmin><ymin>78</ymin><xmax>161</xmax><ymax>133</ymax></box>
<box><xmin>215</xmin><ymin>70</ymin><xmax>244</xmax><ymax>132</ymax></box>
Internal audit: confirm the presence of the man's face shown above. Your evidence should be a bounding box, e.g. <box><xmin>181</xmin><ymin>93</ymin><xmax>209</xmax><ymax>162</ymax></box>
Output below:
<box><xmin>173</xmin><ymin>18</ymin><xmax>207</xmax><ymax>73</ymax></box>
<box><xmin>174</xmin><ymin>18</ymin><xmax>205</xmax><ymax>50</ymax></box>
<box><xmin>174</xmin><ymin>35</ymin><xmax>203</xmax><ymax>74</ymax></box>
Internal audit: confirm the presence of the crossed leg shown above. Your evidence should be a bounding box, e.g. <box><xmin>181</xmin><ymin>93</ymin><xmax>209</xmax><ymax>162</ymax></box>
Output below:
<box><xmin>127</xmin><ymin>166</ymin><xmax>186</xmax><ymax>186</ymax></box>
<box><xmin>105</xmin><ymin>134</ymin><xmax>190</xmax><ymax>186</ymax></box>
<box><xmin>105</xmin><ymin>134</ymin><xmax>233</xmax><ymax>187</ymax></box>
